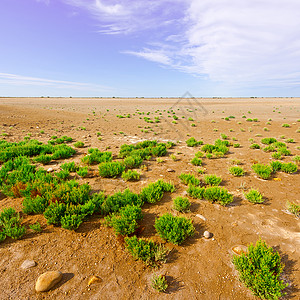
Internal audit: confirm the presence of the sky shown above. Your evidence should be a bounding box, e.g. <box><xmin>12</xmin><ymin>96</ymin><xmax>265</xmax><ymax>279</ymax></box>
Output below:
<box><xmin>1</xmin><ymin>0</ymin><xmax>300</xmax><ymax>97</ymax></box>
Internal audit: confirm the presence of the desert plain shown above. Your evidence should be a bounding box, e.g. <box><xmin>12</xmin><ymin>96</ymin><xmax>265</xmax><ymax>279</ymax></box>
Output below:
<box><xmin>0</xmin><ymin>97</ymin><xmax>299</xmax><ymax>299</ymax></box>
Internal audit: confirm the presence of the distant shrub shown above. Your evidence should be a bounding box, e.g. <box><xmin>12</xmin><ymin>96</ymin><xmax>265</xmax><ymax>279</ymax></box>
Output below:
<box><xmin>282</xmin><ymin>123</ymin><xmax>290</xmax><ymax>128</ymax></box>
<box><xmin>173</xmin><ymin>197</ymin><xmax>191</xmax><ymax>212</ymax></box>
<box><xmin>22</xmin><ymin>195</ymin><xmax>48</xmax><ymax>214</ymax></box>
<box><xmin>56</xmin><ymin>169</ymin><xmax>70</xmax><ymax>180</ymax></box>
<box><xmin>154</xmin><ymin>213</ymin><xmax>194</xmax><ymax>245</ymax></box>
<box><xmin>124</xmin><ymin>236</ymin><xmax>168</xmax><ymax>267</ymax></box>
<box><xmin>122</xmin><ymin>170</ymin><xmax>140</xmax><ymax>181</ymax></box>
<box><xmin>186</xmin><ymin>137</ymin><xmax>203</xmax><ymax>147</ymax></box>
<box><xmin>35</xmin><ymin>154</ymin><xmax>52</xmax><ymax>165</ymax></box>
<box><xmin>203</xmin><ymin>174</ymin><xmax>222</xmax><ymax>186</ymax></box>
<box><xmin>263</xmin><ymin>145</ymin><xmax>276</xmax><ymax>153</ymax></box>
<box><xmin>178</xmin><ymin>173</ymin><xmax>200</xmax><ymax>186</ymax></box>
<box><xmin>76</xmin><ymin>166</ymin><xmax>89</xmax><ymax>177</ymax></box>
<box><xmin>252</xmin><ymin>164</ymin><xmax>272</xmax><ymax>179</ymax></box>
<box><xmin>229</xmin><ymin>166</ymin><xmax>245</xmax><ymax>177</ymax></box>
<box><xmin>245</xmin><ymin>189</ymin><xmax>264</xmax><ymax>204</ymax></box>
<box><xmin>203</xmin><ymin>186</ymin><xmax>233</xmax><ymax>206</ymax></box>
<box><xmin>29</xmin><ymin>222</ymin><xmax>42</xmax><ymax>232</ymax></box>
<box><xmin>277</xmin><ymin>147</ymin><xmax>291</xmax><ymax>156</ymax></box>
<box><xmin>73</xmin><ymin>141</ymin><xmax>84</xmax><ymax>148</ymax></box>
<box><xmin>82</xmin><ymin>149</ymin><xmax>112</xmax><ymax>165</ymax></box>
<box><xmin>191</xmin><ymin>157</ymin><xmax>202</xmax><ymax>166</ymax></box>
<box><xmin>151</xmin><ymin>274</ymin><xmax>168</xmax><ymax>292</ymax></box>
<box><xmin>270</xmin><ymin>161</ymin><xmax>283</xmax><ymax>173</ymax></box>
<box><xmin>187</xmin><ymin>185</ymin><xmax>205</xmax><ymax>199</ymax></box>
<box><xmin>60</xmin><ymin>161</ymin><xmax>78</xmax><ymax>172</ymax></box>
<box><xmin>98</xmin><ymin>161</ymin><xmax>125</xmax><ymax>178</ymax></box>
<box><xmin>233</xmin><ymin>143</ymin><xmax>240</xmax><ymax>148</ymax></box>
<box><xmin>286</xmin><ymin>201</ymin><xmax>300</xmax><ymax>217</ymax></box>
<box><xmin>272</xmin><ymin>152</ymin><xmax>282</xmax><ymax>160</ymax></box>
<box><xmin>232</xmin><ymin>239</ymin><xmax>287</xmax><ymax>299</ymax></box>
<box><xmin>250</xmin><ymin>143</ymin><xmax>260</xmax><ymax>149</ymax></box>
<box><xmin>261</xmin><ymin>137</ymin><xmax>277</xmax><ymax>145</ymax></box>
<box><xmin>281</xmin><ymin>162</ymin><xmax>298</xmax><ymax>174</ymax></box>
<box><xmin>123</xmin><ymin>155</ymin><xmax>143</xmax><ymax>169</ymax></box>
<box><xmin>61</xmin><ymin>214</ymin><xmax>84</xmax><ymax>230</ymax></box>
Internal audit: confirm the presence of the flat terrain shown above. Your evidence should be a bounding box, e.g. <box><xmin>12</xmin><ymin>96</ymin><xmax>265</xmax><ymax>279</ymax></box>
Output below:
<box><xmin>0</xmin><ymin>97</ymin><xmax>299</xmax><ymax>299</ymax></box>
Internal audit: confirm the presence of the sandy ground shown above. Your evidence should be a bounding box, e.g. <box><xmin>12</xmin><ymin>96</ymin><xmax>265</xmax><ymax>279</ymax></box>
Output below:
<box><xmin>0</xmin><ymin>97</ymin><xmax>299</xmax><ymax>300</ymax></box>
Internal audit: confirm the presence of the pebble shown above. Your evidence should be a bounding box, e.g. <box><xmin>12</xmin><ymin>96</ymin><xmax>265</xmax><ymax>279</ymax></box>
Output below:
<box><xmin>35</xmin><ymin>271</ymin><xmax>63</xmax><ymax>292</ymax></box>
<box><xmin>196</xmin><ymin>214</ymin><xmax>206</xmax><ymax>221</ymax></box>
<box><xmin>20</xmin><ymin>260</ymin><xmax>36</xmax><ymax>270</ymax></box>
<box><xmin>88</xmin><ymin>275</ymin><xmax>102</xmax><ymax>286</ymax></box>
<box><xmin>203</xmin><ymin>231</ymin><xmax>212</xmax><ymax>239</ymax></box>
<box><xmin>47</xmin><ymin>167</ymin><xmax>53</xmax><ymax>173</ymax></box>
<box><xmin>231</xmin><ymin>245</ymin><xmax>248</xmax><ymax>256</ymax></box>
<box><xmin>167</xmin><ymin>168</ymin><xmax>175</xmax><ymax>172</ymax></box>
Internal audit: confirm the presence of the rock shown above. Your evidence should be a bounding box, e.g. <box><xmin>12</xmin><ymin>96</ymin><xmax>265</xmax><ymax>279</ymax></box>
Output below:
<box><xmin>47</xmin><ymin>167</ymin><xmax>53</xmax><ymax>173</ymax></box>
<box><xmin>182</xmin><ymin>191</ymin><xmax>188</xmax><ymax>196</ymax></box>
<box><xmin>231</xmin><ymin>245</ymin><xmax>248</xmax><ymax>256</ymax></box>
<box><xmin>196</xmin><ymin>214</ymin><xmax>206</xmax><ymax>221</ymax></box>
<box><xmin>203</xmin><ymin>231</ymin><xmax>212</xmax><ymax>239</ymax></box>
<box><xmin>35</xmin><ymin>271</ymin><xmax>63</xmax><ymax>292</ymax></box>
<box><xmin>88</xmin><ymin>275</ymin><xmax>102</xmax><ymax>286</ymax></box>
<box><xmin>167</xmin><ymin>168</ymin><xmax>175</xmax><ymax>172</ymax></box>
<box><xmin>20</xmin><ymin>260</ymin><xmax>36</xmax><ymax>270</ymax></box>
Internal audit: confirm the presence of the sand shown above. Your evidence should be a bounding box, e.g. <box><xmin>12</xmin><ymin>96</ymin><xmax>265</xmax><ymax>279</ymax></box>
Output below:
<box><xmin>0</xmin><ymin>97</ymin><xmax>299</xmax><ymax>299</ymax></box>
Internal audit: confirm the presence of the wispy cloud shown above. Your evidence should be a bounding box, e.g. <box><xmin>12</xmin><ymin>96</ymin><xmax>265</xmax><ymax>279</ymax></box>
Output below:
<box><xmin>0</xmin><ymin>73</ymin><xmax>112</xmax><ymax>92</ymax></box>
<box><xmin>64</xmin><ymin>0</ymin><xmax>300</xmax><ymax>90</ymax></box>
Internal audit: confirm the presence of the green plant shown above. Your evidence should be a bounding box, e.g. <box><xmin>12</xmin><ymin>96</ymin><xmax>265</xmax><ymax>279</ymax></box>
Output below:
<box><xmin>124</xmin><ymin>236</ymin><xmax>168</xmax><ymax>267</ymax></box>
<box><xmin>122</xmin><ymin>170</ymin><xmax>140</xmax><ymax>181</ymax></box>
<box><xmin>35</xmin><ymin>154</ymin><xmax>52</xmax><ymax>165</ymax></box>
<box><xmin>22</xmin><ymin>196</ymin><xmax>49</xmax><ymax>214</ymax></box>
<box><xmin>272</xmin><ymin>152</ymin><xmax>282</xmax><ymax>160</ymax></box>
<box><xmin>76</xmin><ymin>166</ymin><xmax>89</xmax><ymax>177</ymax></box>
<box><xmin>286</xmin><ymin>201</ymin><xmax>300</xmax><ymax>217</ymax></box>
<box><xmin>270</xmin><ymin>161</ymin><xmax>283</xmax><ymax>173</ymax></box>
<box><xmin>277</xmin><ymin>147</ymin><xmax>291</xmax><ymax>156</ymax></box>
<box><xmin>61</xmin><ymin>161</ymin><xmax>78</xmax><ymax>172</ymax></box>
<box><xmin>292</xmin><ymin>155</ymin><xmax>300</xmax><ymax>164</ymax></box>
<box><xmin>261</xmin><ymin>137</ymin><xmax>277</xmax><ymax>145</ymax></box>
<box><xmin>229</xmin><ymin>166</ymin><xmax>245</xmax><ymax>177</ymax></box>
<box><xmin>232</xmin><ymin>239</ymin><xmax>287</xmax><ymax>299</ymax></box>
<box><xmin>178</xmin><ymin>173</ymin><xmax>200</xmax><ymax>186</ymax></box>
<box><xmin>29</xmin><ymin>222</ymin><xmax>42</xmax><ymax>232</ymax></box>
<box><xmin>61</xmin><ymin>214</ymin><xmax>84</xmax><ymax>230</ymax></box>
<box><xmin>74</xmin><ymin>141</ymin><xmax>84</xmax><ymax>148</ymax></box>
<box><xmin>82</xmin><ymin>149</ymin><xmax>112</xmax><ymax>165</ymax></box>
<box><xmin>252</xmin><ymin>164</ymin><xmax>272</xmax><ymax>179</ymax></box>
<box><xmin>186</xmin><ymin>137</ymin><xmax>203</xmax><ymax>147</ymax></box>
<box><xmin>154</xmin><ymin>213</ymin><xmax>194</xmax><ymax>245</ymax></box>
<box><xmin>98</xmin><ymin>161</ymin><xmax>125</xmax><ymax>178</ymax></box>
<box><xmin>140</xmin><ymin>180</ymin><xmax>174</xmax><ymax>204</ymax></box>
<box><xmin>151</xmin><ymin>274</ymin><xmax>168</xmax><ymax>292</ymax></box>
<box><xmin>56</xmin><ymin>169</ymin><xmax>70</xmax><ymax>180</ymax></box>
<box><xmin>203</xmin><ymin>186</ymin><xmax>233</xmax><ymax>206</ymax></box>
<box><xmin>203</xmin><ymin>174</ymin><xmax>222</xmax><ymax>186</ymax></box>
<box><xmin>282</xmin><ymin>123</ymin><xmax>290</xmax><ymax>128</ymax></box>
<box><xmin>173</xmin><ymin>197</ymin><xmax>191</xmax><ymax>212</ymax></box>
<box><xmin>245</xmin><ymin>189</ymin><xmax>264</xmax><ymax>204</ymax></box>
<box><xmin>281</xmin><ymin>162</ymin><xmax>297</xmax><ymax>174</ymax></box>
<box><xmin>250</xmin><ymin>143</ymin><xmax>260</xmax><ymax>149</ymax></box>
<box><xmin>123</xmin><ymin>155</ymin><xmax>143</xmax><ymax>169</ymax></box>
<box><xmin>233</xmin><ymin>143</ymin><xmax>240</xmax><ymax>148</ymax></box>
<box><xmin>191</xmin><ymin>157</ymin><xmax>202</xmax><ymax>166</ymax></box>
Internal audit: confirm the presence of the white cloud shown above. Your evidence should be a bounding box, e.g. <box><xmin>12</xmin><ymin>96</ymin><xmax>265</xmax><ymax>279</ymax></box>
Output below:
<box><xmin>0</xmin><ymin>73</ymin><xmax>112</xmax><ymax>92</ymax></box>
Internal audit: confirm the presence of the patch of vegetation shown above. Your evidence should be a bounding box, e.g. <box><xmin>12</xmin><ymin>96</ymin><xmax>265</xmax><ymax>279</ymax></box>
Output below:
<box><xmin>281</xmin><ymin>162</ymin><xmax>298</xmax><ymax>174</ymax></box>
<box><xmin>154</xmin><ymin>213</ymin><xmax>195</xmax><ymax>245</ymax></box>
<box><xmin>252</xmin><ymin>164</ymin><xmax>272</xmax><ymax>179</ymax></box>
<box><xmin>286</xmin><ymin>201</ymin><xmax>300</xmax><ymax>217</ymax></box>
<box><xmin>179</xmin><ymin>173</ymin><xmax>200</xmax><ymax>186</ymax></box>
<box><xmin>229</xmin><ymin>166</ymin><xmax>245</xmax><ymax>177</ymax></box>
<box><xmin>250</xmin><ymin>143</ymin><xmax>260</xmax><ymax>149</ymax></box>
<box><xmin>61</xmin><ymin>161</ymin><xmax>79</xmax><ymax>172</ymax></box>
<box><xmin>186</xmin><ymin>137</ymin><xmax>203</xmax><ymax>147</ymax></box>
<box><xmin>151</xmin><ymin>274</ymin><xmax>168</xmax><ymax>292</ymax></box>
<box><xmin>244</xmin><ymin>189</ymin><xmax>264</xmax><ymax>204</ymax></box>
<box><xmin>122</xmin><ymin>170</ymin><xmax>140</xmax><ymax>181</ymax></box>
<box><xmin>73</xmin><ymin>141</ymin><xmax>84</xmax><ymax>148</ymax></box>
<box><xmin>98</xmin><ymin>161</ymin><xmax>125</xmax><ymax>178</ymax></box>
<box><xmin>82</xmin><ymin>148</ymin><xmax>112</xmax><ymax>165</ymax></box>
<box><xmin>203</xmin><ymin>174</ymin><xmax>222</xmax><ymax>186</ymax></box>
<box><xmin>232</xmin><ymin>239</ymin><xmax>287</xmax><ymax>299</ymax></box>
<box><xmin>203</xmin><ymin>186</ymin><xmax>233</xmax><ymax>206</ymax></box>
<box><xmin>173</xmin><ymin>197</ymin><xmax>191</xmax><ymax>212</ymax></box>
<box><xmin>77</xmin><ymin>166</ymin><xmax>89</xmax><ymax>177</ymax></box>
<box><xmin>191</xmin><ymin>157</ymin><xmax>202</xmax><ymax>166</ymax></box>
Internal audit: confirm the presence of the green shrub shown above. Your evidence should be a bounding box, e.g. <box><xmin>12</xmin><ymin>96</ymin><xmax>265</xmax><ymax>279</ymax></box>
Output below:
<box><xmin>261</xmin><ymin>137</ymin><xmax>277</xmax><ymax>145</ymax></box>
<box><xmin>187</xmin><ymin>185</ymin><xmax>205</xmax><ymax>199</ymax></box>
<box><xmin>179</xmin><ymin>173</ymin><xmax>200</xmax><ymax>186</ymax></box>
<box><xmin>281</xmin><ymin>162</ymin><xmax>297</xmax><ymax>174</ymax></box>
<box><xmin>250</xmin><ymin>143</ymin><xmax>260</xmax><ymax>149</ymax></box>
<box><xmin>155</xmin><ymin>213</ymin><xmax>194</xmax><ymax>245</ymax></box>
<box><xmin>270</xmin><ymin>161</ymin><xmax>282</xmax><ymax>173</ymax></box>
<box><xmin>124</xmin><ymin>236</ymin><xmax>168</xmax><ymax>267</ymax></box>
<box><xmin>173</xmin><ymin>197</ymin><xmax>191</xmax><ymax>212</ymax></box>
<box><xmin>203</xmin><ymin>174</ymin><xmax>222</xmax><ymax>186</ymax></box>
<box><xmin>74</xmin><ymin>141</ymin><xmax>84</xmax><ymax>148</ymax></box>
<box><xmin>151</xmin><ymin>274</ymin><xmax>168</xmax><ymax>292</ymax></box>
<box><xmin>292</xmin><ymin>155</ymin><xmax>300</xmax><ymax>164</ymax></box>
<box><xmin>22</xmin><ymin>195</ymin><xmax>48</xmax><ymax>214</ymax></box>
<box><xmin>203</xmin><ymin>186</ymin><xmax>233</xmax><ymax>206</ymax></box>
<box><xmin>272</xmin><ymin>152</ymin><xmax>282</xmax><ymax>160</ymax></box>
<box><xmin>29</xmin><ymin>222</ymin><xmax>42</xmax><ymax>232</ymax></box>
<box><xmin>60</xmin><ymin>161</ymin><xmax>78</xmax><ymax>172</ymax></box>
<box><xmin>44</xmin><ymin>202</ymin><xmax>67</xmax><ymax>225</ymax></box>
<box><xmin>186</xmin><ymin>137</ymin><xmax>203</xmax><ymax>147</ymax></box>
<box><xmin>232</xmin><ymin>239</ymin><xmax>287</xmax><ymax>299</ymax></box>
<box><xmin>191</xmin><ymin>157</ymin><xmax>202</xmax><ymax>166</ymax></box>
<box><xmin>263</xmin><ymin>145</ymin><xmax>276</xmax><ymax>152</ymax></box>
<box><xmin>282</xmin><ymin>123</ymin><xmax>290</xmax><ymax>128</ymax></box>
<box><xmin>82</xmin><ymin>149</ymin><xmax>112</xmax><ymax>165</ymax></box>
<box><xmin>286</xmin><ymin>201</ymin><xmax>300</xmax><ymax>217</ymax></box>
<box><xmin>252</xmin><ymin>164</ymin><xmax>272</xmax><ymax>179</ymax></box>
<box><xmin>245</xmin><ymin>189</ymin><xmax>264</xmax><ymax>204</ymax></box>
<box><xmin>105</xmin><ymin>205</ymin><xmax>143</xmax><ymax>236</ymax></box>
<box><xmin>61</xmin><ymin>214</ymin><xmax>84</xmax><ymax>230</ymax></box>
<box><xmin>77</xmin><ymin>166</ymin><xmax>89</xmax><ymax>177</ymax></box>
<box><xmin>195</xmin><ymin>151</ymin><xmax>204</xmax><ymax>158</ymax></box>
<box><xmin>233</xmin><ymin>143</ymin><xmax>240</xmax><ymax>148</ymax></box>
<box><xmin>229</xmin><ymin>166</ymin><xmax>245</xmax><ymax>177</ymax></box>
<box><xmin>140</xmin><ymin>180</ymin><xmax>175</xmax><ymax>204</ymax></box>
<box><xmin>98</xmin><ymin>161</ymin><xmax>125</xmax><ymax>178</ymax></box>
<box><xmin>35</xmin><ymin>154</ymin><xmax>52</xmax><ymax>165</ymax></box>
<box><xmin>123</xmin><ymin>155</ymin><xmax>143</xmax><ymax>169</ymax></box>
<box><xmin>277</xmin><ymin>147</ymin><xmax>291</xmax><ymax>156</ymax></box>
<box><xmin>56</xmin><ymin>169</ymin><xmax>70</xmax><ymax>180</ymax></box>
<box><xmin>122</xmin><ymin>170</ymin><xmax>140</xmax><ymax>181</ymax></box>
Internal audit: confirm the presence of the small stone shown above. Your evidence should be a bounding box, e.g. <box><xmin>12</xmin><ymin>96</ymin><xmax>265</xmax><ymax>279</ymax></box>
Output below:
<box><xmin>21</xmin><ymin>260</ymin><xmax>36</xmax><ymax>270</ymax></box>
<box><xmin>167</xmin><ymin>168</ymin><xmax>175</xmax><ymax>172</ymax></box>
<box><xmin>35</xmin><ymin>271</ymin><xmax>63</xmax><ymax>292</ymax></box>
<box><xmin>196</xmin><ymin>214</ymin><xmax>206</xmax><ymax>221</ymax></box>
<box><xmin>203</xmin><ymin>231</ymin><xmax>212</xmax><ymax>239</ymax></box>
<box><xmin>88</xmin><ymin>275</ymin><xmax>102</xmax><ymax>286</ymax></box>
<box><xmin>47</xmin><ymin>167</ymin><xmax>53</xmax><ymax>173</ymax></box>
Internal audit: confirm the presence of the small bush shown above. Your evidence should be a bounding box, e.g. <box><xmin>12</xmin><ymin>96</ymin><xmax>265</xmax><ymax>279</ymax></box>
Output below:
<box><xmin>98</xmin><ymin>161</ymin><xmax>125</xmax><ymax>178</ymax></box>
<box><xmin>178</xmin><ymin>173</ymin><xmax>200</xmax><ymax>186</ymax></box>
<box><xmin>76</xmin><ymin>166</ymin><xmax>89</xmax><ymax>177</ymax></box>
<box><xmin>154</xmin><ymin>213</ymin><xmax>195</xmax><ymax>245</ymax></box>
<box><xmin>73</xmin><ymin>141</ymin><xmax>84</xmax><ymax>148</ymax></box>
<box><xmin>232</xmin><ymin>239</ymin><xmax>287</xmax><ymax>299</ymax></box>
<box><xmin>35</xmin><ymin>154</ymin><xmax>52</xmax><ymax>165</ymax></box>
<box><xmin>187</xmin><ymin>185</ymin><xmax>205</xmax><ymax>199</ymax></box>
<box><xmin>29</xmin><ymin>222</ymin><xmax>42</xmax><ymax>232</ymax></box>
<box><xmin>272</xmin><ymin>152</ymin><xmax>282</xmax><ymax>160</ymax></box>
<box><xmin>151</xmin><ymin>274</ymin><xmax>168</xmax><ymax>292</ymax></box>
<box><xmin>286</xmin><ymin>201</ymin><xmax>300</xmax><ymax>217</ymax></box>
<box><xmin>22</xmin><ymin>196</ymin><xmax>48</xmax><ymax>214</ymax></box>
<box><xmin>123</xmin><ymin>155</ymin><xmax>143</xmax><ymax>169</ymax></box>
<box><xmin>60</xmin><ymin>161</ymin><xmax>78</xmax><ymax>172</ymax></box>
<box><xmin>250</xmin><ymin>143</ymin><xmax>260</xmax><ymax>149</ymax></box>
<box><xmin>191</xmin><ymin>157</ymin><xmax>202</xmax><ymax>166</ymax></box>
<box><xmin>252</xmin><ymin>164</ymin><xmax>272</xmax><ymax>179</ymax></box>
<box><xmin>203</xmin><ymin>174</ymin><xmax>222</xmax><ymax>186</ymax></box>
<box><xmin>186</xmin><ymin>137</ymin><xmax>203</xmax><ymax>147</ymax></box>
<box><xmin>277</xmin><ymin>147</ymin><xmax>291</xmax><ymax>156</ymax></box>
<box><xmin>282</xmin><ymin>123</ymin><xmax>290</xmax><ymax>128</ymax></box>
<box><xmin>245</xmin><ymin>189</ymin><xmax>264</xmax><ymax>204</ymax></box>
<box><xmin>229</xmin><ymin>166</ymin><xmax>245</xmax><ymax>177</ymax></box>
<box><xmin>173</xmin><ymin>197</ymin><xmax>191</xmax><ymax>212</ymax></box>
<box><xmin>61</xmin><ymin>214</ymin><xmax>84</xmax><ymax>230</ymax></box>
<box><xmin>270</xmin><ymin>161</ymin><xmax>283</xmax><ymax>173</ymax></box>
<box><xmin>122</xmin><ymin>170</ymin><xmax>140</xmax><ymax>181</ymax></box>
<box><xmin>82</xmin><ymin>149</ymin><xmax>112</xmax><ymax>165</ymax></box>
<box><xmin>56</xmin><ymin>169</ymin><xmax>70</xmax><ymax>180</ymax></box>
<box><xmin>261</xmin><ymin>137</ymin><xmax>277</xmax><ymax>145</ymax></box>
<box><xmin>281</xmin><ymin>162</ymin><xmax>297</xmax><ymax>174</ymax></box>
<box><xmin>203</xmin><ymin>186</ymin><xmax>233</xmax><ymax>206</ymax></box>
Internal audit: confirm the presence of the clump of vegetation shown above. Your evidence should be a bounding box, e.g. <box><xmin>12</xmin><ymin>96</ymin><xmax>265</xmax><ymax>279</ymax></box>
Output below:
<box><xmin>140</xmin><ymin>180</ymin><xmax>175</xmax><ymax>204</ymax></box>
<box><xmin>173</xmin><ymin>197</ymin><xmax>191</xmax><ymax>212</ymax></box>
<box><xmin>82</xmin><ymin>148</ymin><xmax>112</xmax><ymax>165</ymax></box>
<box><xmin>252</xmin><ymin>164</ymin><xmax>272</xmax><ymax>179</ymax></box>
<box><xmin>124</xmin><ymin>236</ymin><xmax>169</xmax><ymax>267</ymax></box>
<box><xmin>61</xmin><ymin>161</ymin><xmax>79</xmax><ymax>172</ymax></box>
<box><xmin>286</xmin><ymin>201</ymin><xmax>300</xmax><ymax>217</ymax></box>
<box><xmin>29</xmin><ymin>222</ymin><xmax>42</xmax><ymax>232</ymax></box>
<box><xmin>186</xmin><ymin>137</ymin><xmax>203</xmax><ymax>147</ymax></box>
<box><xmin>98</xmin><ymin>161</ymin><xmax>125</xmax><ymax>178</ymax></box>
<box><xmin>77</xmin><ymin>166</ymin><xmax>89</xmax><ymax>177</ymax></box>
<box><xmin>281</xmin><ymin>162</ymin><xmax>298</xmax><ymax>174</ymax></box>
<box><xmin>244</xmin><ymin>189</ymin><xmax>264</xmax><ymax>204</ymax></box>
<box><xmin>203</xmin><ymin>186</ymin><xmax>233</xmax><ymax>206</ymax></box>
<box><xmin>282</xmin><ymin>123</ymin><xmax>291</xmax><ymax>128</ymax></box>
<box><xmin>203</xmin><ymin>174</ymin><xmax>222</xmax><ymax>186</ymax></box>
<box><xmin>123</xmin><ymin>155</ymin><xmax>143</xmax><ymax>169</ymax></box>
<box><xmin>73</xmin><ymin>141</ymin><xmax>84</xmax><ymax>148</ymax></box>
<box><xmin>154</xmin><ymin>213</ymin><xmax>194</xmax><ymax>245</ymax></box>
<box><xmin>229</xmin><ymin>166</ymin><xmax>245</xmax><ymax>177</ymax></box>
<box><xmin>232</xmin><ymin>239</ymin><xmax>287</xmax><ymax>299</ymax></box>
<box><xmin>35</xmin><ymin>154</ymin><xmax>52</xmax><ymax>165</ymax></box>
<box><xmin>122</xmin><ymin>170</ymin><xmax>140</xmax><ymax>181</ymax></box>
<box><xmin>191</xmin><ymin>157</ymin><xmax>202</xmax><ymax>166</ymax></box>
<box><xmin>178</xmin><ymin>173</ymin><xmax>200</xmax><ymax>186</ymax></box>
<box><xmin>151</xmin><ymin>274</ymin><xmax>168</xmax><ymax>292</ymax></box>
<box><xmin>250</xmin><ymin>143</ymin><xmax>260</xmax><ymax>149</ymax></box>
<box><xmin>261</xmin><ymin>137</ymin><xmax>277</xmax><ymax>145</ymax></box>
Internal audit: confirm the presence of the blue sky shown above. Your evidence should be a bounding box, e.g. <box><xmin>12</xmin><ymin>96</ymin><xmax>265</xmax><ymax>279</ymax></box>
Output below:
<box><xmin>1</xmin><ymin>0</ymin><xmax>300</xmax><ymax>97</ymax></box>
